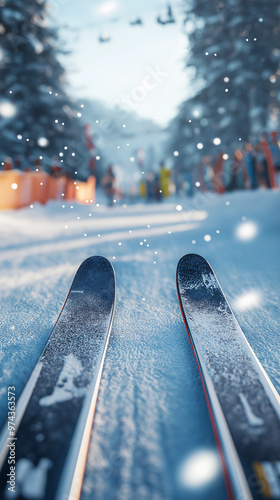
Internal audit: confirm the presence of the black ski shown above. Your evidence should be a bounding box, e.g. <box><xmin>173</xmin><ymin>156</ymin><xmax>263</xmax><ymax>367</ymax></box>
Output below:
<box><xmin>177</xmin><ymin>253</ymin><xmax>280</xmax><ymax>500</ymax></box>
<box><xmin>0</xmin><ymin>256</ymin><xmax>116</xmax><ymax>500</ymax></box>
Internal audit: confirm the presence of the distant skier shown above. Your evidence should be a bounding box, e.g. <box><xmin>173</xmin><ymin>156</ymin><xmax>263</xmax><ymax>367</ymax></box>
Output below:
<box><xmin>146</xmin><ymin>172</ymin><xmax>155</xmax><ymax>201</ymax></box>
<box><xmin>101</xmin><ymin>165</ymin><xmax>115</xmax><ymax>206</ymax></box>
<box><xmin>255</xmin><ymin>141</ymin><xmax>271</xmax><ymax>189</ymax></box>
<box><xmin>232</xmin><ymin>150</ymin><xmax>249</xmax><ymax>190</ymax></box>
<box><xmin>15</xmin><ymin>155</ymin><xmax>23</xmax><ymax>170</ymax></box>
<box><xmin>260</xmin><ymin>136</ymin><xmax>277</xmax><ymax>188</ymax></box>
<box><xmin>3</xmin><ymin>157</ymin><xmax>13</xmax><ymax>171</ymax></box>
<box><xmin>159</xmin><ymin>161</ymin><xmax>171</xmax><ymax>197</ymax></box>
<box><xmin>244</xmin><ymin>143</ymin><xmax>258</xmax><ymax>189</ymax></box>
<box><xmin>269</xmin><ymin>132</ymin><xmax>280</xmax><ymax>186</ymax></box>
<box><xmin>50</xmin><ymin>156</ymin><xmax>62</xmax><ymax>178</ymax></box>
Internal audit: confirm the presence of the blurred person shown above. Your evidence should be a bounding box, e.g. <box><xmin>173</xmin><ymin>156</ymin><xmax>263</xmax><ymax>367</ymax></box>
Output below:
<box><xmin>244</xmin><ymin>143</ymin><xmax>257</xmax><ymax>189</ymax></box>
<box><xmin>129</xmin><ymin>181</ymin><xmax>137</xmax><ymax>203</ymax></box>
<box><xmin>185</xmin><ymin>170</ymin><xmax>194</xmax><ymax>197</ymax></box>
<box><xmin>34</xmin><ymin>157</ymin><xmax>42</xmax><ymax>171</ymax></box>
<box><xmin>3</xmin><ymin>157</ymin><xmax>13</xmax><ymax>171</ymax></box>
<box><xmin>174</xmin><ymin>165</ymin><xmax>185</xmax><ymax>195</ymax></box>
<box><xmin>159</xmin><ymin>161</ymin><xmax>171</xmax><ymax>197</ymax></box>
<box><xmin>15</xmin><ymin>155</ymin><xmax>22</xmax><ymax>170</ymax></box>
<box><xmin>269</xmin><ymin>131</ymin><xmax>280</xmax><ymax>186</ymax></box>
<box><xmin>203</xmin><ymin>157</ymin><xmax>214</xmax><ymax>191</ymax></box>
<box><xmin>232</xmin><ymin>150</ymin><xmax>249</xmax><ymax>190</ymax></box>
<box><xmin>139</xmin><ymin>177</ymin><xmax>147</xmax><ymax>198</ymax></box>
<box><xmin>101</xmin><ymin>165</ymin><xmax>115</xmax><ymax>206</ymax></box>
<box><xmin>50</xmin><ymin>156</ymin><xmax>62</xmax><ymax>178</ymax></box>
<box><xmin>154</xmin><ymin>172</ymin><xmax>162</xmax><ymax>200</ymax></box>
<box><xmin>254</xmin><ymin>143</ymin><xmax>270</xmax><ymax>188</ymax></box>
<box><xmin>146</xmin><ymin>171</ymin><xmax>156</xmax><ymax>201</ymax></box>
<box><xmin>197</xmin><ymin>159</ymin><xmax>207</xmax><ymax>192</ymax></box>
<box><xmin>198</xmin><ymin>156</ymin><xmax>213</xmax><ymax>192</ymax></box>
<box><xmin>260</xmin><ymin>136</ymin><xmax>276</xmax><ymax>188</ymax></box>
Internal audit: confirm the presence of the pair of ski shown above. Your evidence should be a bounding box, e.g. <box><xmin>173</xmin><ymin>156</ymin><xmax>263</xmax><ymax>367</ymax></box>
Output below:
<box><xmin>0</xmin><ymin>255</ymin><xmax>279</xmax><ymax>500</ymax></box>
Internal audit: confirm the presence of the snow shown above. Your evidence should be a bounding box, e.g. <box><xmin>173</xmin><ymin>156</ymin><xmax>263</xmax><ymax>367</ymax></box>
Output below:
<box><xmin>0</xmin><ymin>188</ymin><xmax>279</xmax><ymax>500</ymax></box>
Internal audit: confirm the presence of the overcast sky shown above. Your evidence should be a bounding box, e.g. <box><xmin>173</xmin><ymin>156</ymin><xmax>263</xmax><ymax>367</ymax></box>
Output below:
<box><xmin>50</xmin><ymin>0</ymin><xmax>190</xmax><ymax>126</ymax></box>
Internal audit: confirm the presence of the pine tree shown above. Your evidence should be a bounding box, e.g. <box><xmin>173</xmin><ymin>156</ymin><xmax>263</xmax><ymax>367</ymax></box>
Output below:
<box><xmin>0</xmin><ymin>0</ymin><xmax>87</xmax><ymax>174</ymax></box>
<box><xmin>168</xmin><ymin>0</ymin><xmax>280</xmax><ymax>170</ymax></box>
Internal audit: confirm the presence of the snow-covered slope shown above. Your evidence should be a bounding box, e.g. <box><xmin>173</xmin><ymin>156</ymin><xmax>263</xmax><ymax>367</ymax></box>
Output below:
<box><xmin>0</xmin><ymin>189</ymin><xmax>279</xmax><ymax>500</ymax></box>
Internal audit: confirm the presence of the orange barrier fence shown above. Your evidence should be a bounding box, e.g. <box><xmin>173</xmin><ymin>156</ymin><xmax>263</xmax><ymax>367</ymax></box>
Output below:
<box><xmin>0</xmin><ymin>170</ymin><xmax>95</xmax><ymax>210</ymax></box>
<box><xmin>75</xmin><ymin>176</ymin><xmax>96</xmax><ymax>204</ymax></box>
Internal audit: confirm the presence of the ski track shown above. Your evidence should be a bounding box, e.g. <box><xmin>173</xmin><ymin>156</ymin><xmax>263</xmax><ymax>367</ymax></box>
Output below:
<box><xmin>0</xmin><ymin>189</ymin><xmax>279</xmax><ymax>500</ymax></box>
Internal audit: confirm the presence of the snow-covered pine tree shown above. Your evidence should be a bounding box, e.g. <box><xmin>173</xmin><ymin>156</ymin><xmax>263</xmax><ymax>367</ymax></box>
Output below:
<box><xmin>168</xmin><ymin>0</ymin><xmax>280</xmax><ymax>171</ymax></box>
<box><xmin>0</xmin><ymin>0</ymin><xmax>86</xmax><ymax>174</ymax></box>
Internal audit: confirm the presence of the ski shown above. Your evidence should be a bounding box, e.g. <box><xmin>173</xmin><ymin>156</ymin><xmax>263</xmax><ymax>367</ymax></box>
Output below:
<box><xmin>176</xmin><ymin>253</ymin><xmax>280</xmax><ymax>500</ymax></box>
<box><xmin>0</xmin><ymin>256</ymin><xmax>116</xmax><ymax>500</ymax></box>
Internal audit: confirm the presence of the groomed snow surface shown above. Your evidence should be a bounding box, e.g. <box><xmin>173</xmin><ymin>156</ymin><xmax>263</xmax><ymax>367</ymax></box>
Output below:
<box><xmin>0</xmin><ymin>188</ymin><xmax>279</xmax><ymax>500</ymax></box>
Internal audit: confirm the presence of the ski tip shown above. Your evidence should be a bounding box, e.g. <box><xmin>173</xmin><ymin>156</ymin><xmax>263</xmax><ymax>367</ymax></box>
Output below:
<box><xmin>82</xmin><ymin>255</ymin><xmax>112</xmax><ymax>266</ymax></box>
<box><xmin>69</xmin><ymin>256</ymin><xmax>116</xmax><ymax>302</ymax></box>
<box><xmin>78</xmin><ymin>255</ymin><xmax>114</xmax><ymax>271</ymax></box>
<box><xmin>177</xmin><ymin>253</ymin><xmax>207</xmax><ymax>270</ymax></box>
<box><xmin>74</xmin><ymin>256</ymin><xmax>115</xmax><ymax>284</ymax></box>
<box><xmin>176</xmin><ymin>254</ymin><xmax>215</xmax><ymax>282</ymax></box>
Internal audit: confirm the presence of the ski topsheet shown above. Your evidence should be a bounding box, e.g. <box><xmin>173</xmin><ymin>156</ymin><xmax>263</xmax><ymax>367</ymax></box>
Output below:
<box><xmin>0</xmin><ymin>256</ymin><xmax>116</xmax><ymax>500</ymax></box>
<box><xmin>177</xmin><ymin>254</ymin><xmax>280</xmax><ymax>500</ymax></box>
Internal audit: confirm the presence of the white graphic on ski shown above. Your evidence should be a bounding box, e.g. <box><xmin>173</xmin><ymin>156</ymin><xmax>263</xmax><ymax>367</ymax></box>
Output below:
<box><xmin>4</xmin><ymin>458</ymin><xmax>52</xmax><ymax>499</ymax></box>
<box><xmin>39</xmin><ymin>354</ymin><xmax>86</xmax><ymax>406</ymax></box>
<box><xmin>239</xmin><ymin>393</ymin><xmax>264</xmax><ymax>427</ymax></box>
